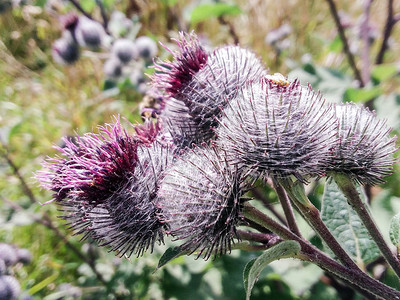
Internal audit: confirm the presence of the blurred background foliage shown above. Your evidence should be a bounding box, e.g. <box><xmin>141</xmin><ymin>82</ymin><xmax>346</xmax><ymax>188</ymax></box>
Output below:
<box><xmin>1</xmin><ymin>0</ymin><xmax>400</xmax><ymax>299</ymax></box>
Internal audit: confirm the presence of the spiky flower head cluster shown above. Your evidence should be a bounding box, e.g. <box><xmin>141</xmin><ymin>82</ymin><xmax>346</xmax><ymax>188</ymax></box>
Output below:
<box><xmin>216</xmin><ymin>76</ymin><xmax>337</xmax><ymax>182</ymax></box>
<box><xmin>157</xmin><ymin>145</ymin><xmax>249</xmax><ymax>259</ymax></box>
<box><xmin>327</xmin><ymin>103</ymin><xmax>398</xmax><ymax>185</ymax></box>
<box><xmin>153</xmin><ymin>32</ymin><xmax>267</xmax><ymax>147</ymax></box>
<box><xmin>37</xmin><ymin>119</ymin><xmax>172</xmax><ymax>257</ymax></box>
<box><xmin>38</xmin><ymin>31</ymin><xmax>399</xmax><ymax>262</ymax></box>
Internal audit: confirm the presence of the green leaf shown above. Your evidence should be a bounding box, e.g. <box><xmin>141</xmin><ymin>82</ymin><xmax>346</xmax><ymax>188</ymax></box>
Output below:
<box><xmin>157</xmin><ymin>247</ymin><xmax>187</xmax><ymax>269</ymax></box>
<box><xmin>80</xmin><ymin>0</ymin><xmax>96</xmax><ymax>12</ymax></box>
<box><xmin>344</xmin><ymin>86</ymin><xmax>383</xmax><ymax>103</ymax></box>
<box><xmin>328</xmin><ymin>35</ymin><xmax>343</xmax><ymax>53</ymax></box>
<box><xmin>191</xmin><ymin>3</ymin><xmax>241</xmax><ymax>25</ymax></box>
<box><xmin>389</xmin><ymin>213</ymin><xmax>400</xmax><ymax>251</ymax></box>
<box><xmin>321</xmin><ymin>180</ymin><xmax>380</xmax><ymax>265</ymax></box>
<box><xmin>371</xmin><ymin>64</ymin><xmax>398</xmax><ymax>83</ymax></box>
<box><xmin>243</xmin><ymin>240</ymin><xmax>301</xmax><ymax>300</ymax></box>
<box><xmin>34</xmin><ymin>0</ymin><xmax>47</xmax><ymax>7</ymax></box>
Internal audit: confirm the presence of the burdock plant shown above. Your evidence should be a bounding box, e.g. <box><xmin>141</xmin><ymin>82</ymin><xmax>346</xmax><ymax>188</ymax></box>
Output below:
<box><xmin>37</xmin><ymin>32</ymin><xmax>400</xmax><ymax>300</ymax></box>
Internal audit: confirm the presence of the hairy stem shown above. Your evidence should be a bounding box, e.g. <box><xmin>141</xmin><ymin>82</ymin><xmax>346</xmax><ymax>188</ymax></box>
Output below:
<box><xmin>242</xmin><ymin>203</ymin><xmax>400</xmax><ymax>300</ymax></box>
<box><xmin>279</xmin><ymin>179</ymin><xmax>358</xmax><ymax>268</ymax></box>
<box><xmin>274</xmin><ymin>183</ymin><xmax>302</xmax><ymax>237</ymax></box>
<box><xmin>334</xmin><ymin>173</ymin><xmax>400</xmax><ymax>278</ymax></box>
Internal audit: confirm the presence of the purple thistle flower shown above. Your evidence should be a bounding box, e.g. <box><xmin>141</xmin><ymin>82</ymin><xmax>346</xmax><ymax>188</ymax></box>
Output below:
<box><xmin>153</xmin><ymin>32</ymin><xmax>267</xmax><ymax>147</ymax></box>
<box><xmin>37</xmin><ymin>119</ymin><xmax>173</xmax><ymax>257</ymax></box>
<box><xmin>157</xmin><ymin>145</ymin><xmax>249</xmax><ymax>260</ymax></box>
<box><xmin>216</xmin><ymin>76</ymin><xmax>337</xmax><ymax>182</ymax></box>
<box><xmin>327</xmin><ymin>103</ymin><xmax>398</xmax><ymax>185</ymax></box>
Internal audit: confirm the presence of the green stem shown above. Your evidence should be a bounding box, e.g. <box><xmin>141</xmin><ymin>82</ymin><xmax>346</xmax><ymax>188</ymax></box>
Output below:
<box><xmin>334</xmin><ymin>173</ymin><xmax>400</xmax><ymax>278</ymax></box>
<box><xmin>279</xmin><ymin>179</ymin><xmax>358</xmax><ymax>269</ymax></box>
<box><xmin>242</xmin><ymin>203</ymin><xmax>400</xmax><ymax>300</ymax></box>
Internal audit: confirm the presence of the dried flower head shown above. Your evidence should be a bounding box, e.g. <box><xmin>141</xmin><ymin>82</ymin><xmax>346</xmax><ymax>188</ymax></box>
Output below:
<box><xmin>153</xmin><ymin>32</ymin><xmax>267</xmax><ymax>146</ymax></box>
<box><xmin>37</xmin><ymin>119</ymin><xmax>172</xmax><ymax>257</ymax></box>
<box><xmin>157</xmin><ymin>145</ymin><xmax>249</xmax><ymax>260</ymax></box>
<box><xmin>327</xmin><ymin>103</ymin><xmax>398</xmax><ymax>185</ymax></box>
<box><xmin>216</xmin><ymin>76</ymin><xmax>337</xmax><ymax>182</ymax></box>
<box><xmin>52</xmin><ymin>33</ymin><xmax>80</xmax><ymax>65</ymax></box>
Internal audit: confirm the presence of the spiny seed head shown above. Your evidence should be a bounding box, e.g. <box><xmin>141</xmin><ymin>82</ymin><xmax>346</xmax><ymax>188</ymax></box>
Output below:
<box><xmin>154</xmin><ymin>32</ymin><xmax>267</xmax><ymax>146</ymax></box>
<box><xmin>61</xmin><ymin>141</ymin><xmax>174</xmax><ymax>257</ymax></box>
<box><xmin>36</xmin><ymin>119</ymin><xmax>141</xmax><ymax>203</ymax></box>
<box><xmin>327</xmin><ymin>103</ymin><xmax>398</xmax><ymax>185</ymax></box>
<box><xmin>153</xmin><ymin>31</ymin><xmax>208</xmax><ymax>96</ymax></box>
<box><xmin>216</xmin><ymin>77</ymin><xmax>337</xmax><ymax>182</ymax></box>
<box><xmin>157</xmin><ymin>145</ymin><xmax>249</xmax><ymax>260</ymax></box>
<box><xmin>160</xmin><ymin>97</ymin><xmax>214</xmax><ymax>150</ymax></box>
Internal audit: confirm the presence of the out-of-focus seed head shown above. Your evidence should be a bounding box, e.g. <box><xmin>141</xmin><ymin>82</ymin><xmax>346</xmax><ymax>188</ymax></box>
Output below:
<box><xmin>36</xmin><ymin>119</ymin><xmax>174</xmax><ymax>257</ymax></box>
<box><xmin>154</xmin><ymin>32</ymin><xmax>267</xmax><ymax>147</ymax></box>
<box><xmin>108</xmin><ymin>11</ymin><xmax>133</xmax><ymax>38</ymax></box>
<box><xmin>0</xmin><ymin>276</ymin><xmax>20</xmax><ymax>300</ymax></box>
<box><xmin>327</xmin><ymin>103</ymin><xmax>398</xmax><ymax>185</ymax></box>
<box><xmin>216</xmin><ymin>77</ymin><xmax>337</xmax><ymax>182</ymax></box>
<box><xmin>157</xmin><ymin>145</ymin><xmax>249</xmax><ymax>260</ymax></box>
<box><xmin>0</xmin><ymin>244</ymin><xmax>17</xmax><ymax>267</ymax></box>
<box><xmin>16</xmin><ymin>249</ymin><xmax>32</xmax><ymax>265</ymax></box>
<box><xmin>75</xmin><ymin>17</ymin><xmax>105</xmax><ymax>49</ymax></box>
<box><xmin>103</xmin><ymin>57</ymin><xmax>122</xmax><ymax>78</ymax></box>
<box><xmin>52</xmin><ymin>34</ymin><xmax>79</xmax><ymax>65</ymax></box>
<box><xmin>112</xmin><ymin>38</ymin><xmax>138</xmax><ymax>64</ymax></box>
<box><xmin>60</xmin><ymin>13</ymin><xmax>79</xmax><ymax>32</ymax></box>
<box><xmin>0</xmin><ymin>260</ymin><xmax>6</xmax><ymax>276</ymax></box>
<box><xmin>135</xmin><ymin>36</ymin><xmax>158</xmax><ymax>60</ymax></box>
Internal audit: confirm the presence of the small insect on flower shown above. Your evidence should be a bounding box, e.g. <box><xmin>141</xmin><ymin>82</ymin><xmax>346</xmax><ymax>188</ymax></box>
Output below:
<box><xmin>327</xmin><ymin>103</ymin><xmax>398</xmax><ymax>185</ymax></box>
<box><xmin>216</xmin><ymin>76</ymin><xmax>337</xmax><ymax>182</ymax></box>
<box><xmin>157</xmin><ymin>145</ymin><xmax>250</xmax><ymax>260</ymax></box>
<box><xmin>36</xmin><ymin>119</ymin><xmax>173</xmax><ymax>257</ymax></box>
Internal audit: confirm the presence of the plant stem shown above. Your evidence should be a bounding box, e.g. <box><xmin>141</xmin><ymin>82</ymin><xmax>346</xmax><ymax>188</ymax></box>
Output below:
<box><xmin>279</xmin><ymin>179</ymin><xmax>358</xmax><ymax>268</ymax></box>
<box><xmin>251</xmin><ymin>187</ymin><xmax>288</xmax><ymax>226</ymax></box>
<box><xmin>376</xmin><ymin>0</ymin><xmax>400</xmax><ymax>64</ymax></box>
<box><xmin>334</xmin><ymin>173</ymin><xmax>400</xmax><ymax>278</ymax></box>
<box><xmin>325</xmin><ymin>0</ymin><xmax>364</xmax><ymax>87</ymax></box>
<box><xmin>242</xmin><ymin>203</ymin><xmax>400</xmax><ymax>300</ymax></box>
<box><xmin>273</xmin><ymin>183</ymin><xmax>302</xmax><ymax>237</ymax></box>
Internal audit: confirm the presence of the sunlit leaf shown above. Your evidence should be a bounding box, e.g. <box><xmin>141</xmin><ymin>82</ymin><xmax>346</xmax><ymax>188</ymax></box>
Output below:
<box><xmin>371</xmin><ymin>64</ymin><xmax>398</xmax><ymax>84</ymax></box>
<box><xmin>191</xmin><ymin>3</ymin><xmax>241</xmax><ymax>25</ymax></box>
<box><xmin>390</xmin><ymin>212</ymin><xmax>400</xmax><ymax>251</ymax></box>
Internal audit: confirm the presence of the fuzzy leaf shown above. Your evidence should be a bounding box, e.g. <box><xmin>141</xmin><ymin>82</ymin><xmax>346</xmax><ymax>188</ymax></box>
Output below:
<box><xmin>157</xmin><ymin>247</ymin><xmax>187</xmax><ymax>269</ymax></box>
<box><xmin>321</xmin><ymin>180</ymin><xmax>380</xmax><ymax>265</ymax></box>
<box><xmin>243</xmin><ymin>240</ymin><xmax>301</xmax><ymax>300</ymax></box>
<box><xmin>389</xmin><ymin>213</ymin><xmax>400</xmax><ymax>251</ymax></box>
<box><xmin>191</xmin><ymin>3</ymin><xmax>241</xmax><ymax>24</ymax></box>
